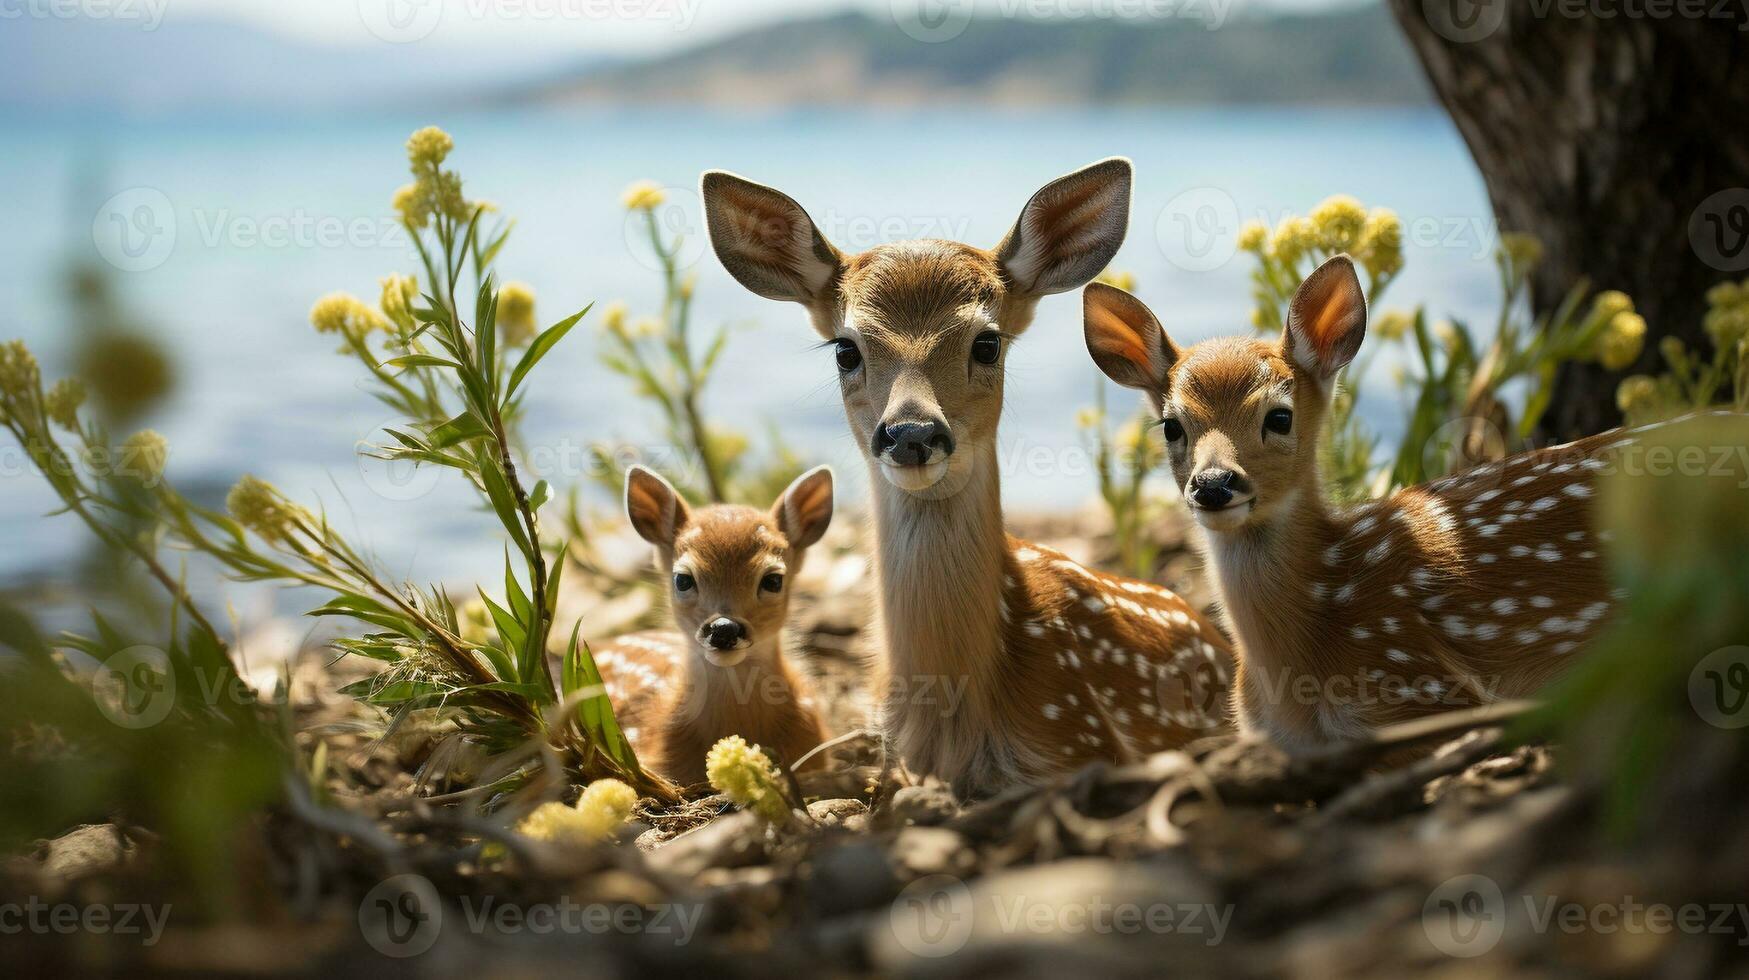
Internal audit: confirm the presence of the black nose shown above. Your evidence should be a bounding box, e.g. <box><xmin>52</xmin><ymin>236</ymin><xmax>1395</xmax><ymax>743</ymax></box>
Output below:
<box><xmin>705</xmin><ymin>618</ymin><xmax>746</xmax><ymax>650</ymax></box>
<box><xmin>873</xmin><ymin>420</ymin><xmax>954</xmax><ymax>466</ymax></box>
<box><xmin>1190</xmin><ymin>468</ymin><xmax>1241</xmax><ymax>510</ymax></box>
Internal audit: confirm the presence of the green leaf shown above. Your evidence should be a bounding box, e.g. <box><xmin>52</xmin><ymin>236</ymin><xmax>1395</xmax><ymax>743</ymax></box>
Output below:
<box><xmin>503</xmin><ymin>554</ymin><xmax>531</xmax><ymax>623</ymax></box>
<box><xmin>383</xmin><ymin>354</ymin><xmax>461</xmax><ymax>372</ymax></box>
<box><xmin>529</xmin><ymin>479</ymin><xmax>551</xmax><ymax>513</ymax></box>
<box><xmin>478</xmin><ymin>453</ymin><xmax>533</xmax><ymax>559</ymax></box>
<box><xmin>476</xmin><ymin>588</ymin><xmax>527</xmax><ymax>655</ymax></box>
<box><xmin>506</xmin><ymin>305</ymin><xmax>590</xmax><ymax>401</ymax></box>
<box><xmin>428</xmin><ymin>411</ymin><xmax>489</xmax><ymax>449</ymax></box>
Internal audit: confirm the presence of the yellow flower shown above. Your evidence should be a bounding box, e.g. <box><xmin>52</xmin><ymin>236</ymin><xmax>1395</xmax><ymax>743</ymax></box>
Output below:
<box><xmin>705</xmin><ymin>735</ymin><xmax>789</xmax><ymax>823</ymax></box>
<box><xmin>679</xmin><ymin>274</ymin><xmax>697</xmax><ymax>301</ymax></box>
<box><xmin>599</xmin><ymin>302</ymin><xmax>629</xmax><ymax>339</ymax></box>
<box><xmin>1373</xmin><ymin>308</ymin><xmax>1413</xmax><ymax>343</ymax></box>
<box><xmin>1659</xmin><ymin>336</ymin><xmax>1686</xmax><ymax>365</ymax></box>
<box><xmin>406</xmin><ymin>126</ymin><xmax>453</xmax><ymax>171</ymax></box>
<box><xmin>120</xmin><ymin>429</ymin><xmax>168</xmax><ymax>483</ymax></box>
<box><xmin>1269</xmin><ymin>216</ymin><xmax>1317</xmax><ymax>267</ymax></box>
<box><xmin>0</xmin><ymin>340</ymin><xmax>40</xmax><ymax>404</ymax></box>
<box><xmin>1235</xmin><ymin>220</ymin><xmax>1269</xmax><ymax>254</ymax></box>
<box><xmin>379</xmin><ymin>274</ymin><xmax>419</xmax><ymax>330</ymax></box>
<box><xmin>1309</xmin><ymin>194</ymin><xmax>1366</xmax><ymax>252</ymax></box>
<box><xmin>1116</xmin><ymin>417</ymin><xmax>1163</xmax><ymax>471</ymax></box>
<box><xmin>310</xmin><ymin>293</ymin><xmax>386</xmax><ymax>343</ymax></box>
<box><xmin>1356</xmin><ymin>207</ymin><xmax>1404</xmax><ymax>280</ymax></box>
<box><xmin>1598</xmin><ymin>311</ymin><xmax>1646</xmax><ymax>371</ymax></box>
<box><xmin>621</xmin><ymin>180</ymin><xmax>667</xmax><ymax>212</ymax></box>
<box><xmin>629</xmin><ymin>316</ymin><xmax>665</xmax><ymax>340</ymax></box>
<box><xmin>1499</xmin><ymin>232</ymin><xmax>1543</xmax><ymax>273</ymax></box>
<box><xmin>1616</xmin><ymin>375</ymin><xmax>1659</xmax><ymax>416</ymax></box>
<box><xmin>1074</xmin><ymin>406</ymin><xmax>1103</xmax><ymax>430</ymax></box>
<box><xmin>1591</xmin><ymin>290</ymin><xmax>1634</xmax><ymax>320</ymax></box>
<box><xmin>1095</xmin><ymin>269</ymin><xmax>1137</xmax><ymax>292</ymax></box>
<box><xmin>44</xmin><ymin>378</ymin><xmax>86</xmax><ymax>431</ymax></box>
<box><xmin>515</xmin><ymin>779</ymin><xmax>639</xmax><ymax>848</ymax></box>
<box><xmin>1704</xmin><ymin>279</ymin><xmax>1743</xmax><ymax>309</ymax></box>
<box><xmin>574</xmin><ymin>778</ymin><xmax>639</xmax><ymax>839</ymax></box>
<box><xmin>497</xmin><ymin>282</ymin><xmax>538</xmax><ymax>347</ymax></box>
<box><xmin>392</xmin><ymin>183</ymin><xmax>429</xmax><ymax>229</ymax></box>
<box><xmin>457</xmin><ymin>599</ymin><xmax>493</xmax><ymax>645</ymax></box>
<box><xmin>1432</xmin><ymin>320</ymin><xmax>1461</xmax><ymax>354</ymax></box>
<box><xmin>226</xmin><ymin>475</ymin><xmax>304</xmax><ymax>543</ymax></box>
<box><xmin>1705</xmin><ymin>305</ymin><xmax>1749</xmax><ymax>351</ymax></box>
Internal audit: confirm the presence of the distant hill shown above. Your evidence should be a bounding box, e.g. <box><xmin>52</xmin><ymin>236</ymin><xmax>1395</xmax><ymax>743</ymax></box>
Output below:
<box><xmin>0</xmin><ymin>18</ymin><xmax>607</xmax><ymax>115</ymax></box>
<box><xmin>523</xmin><ymin>6</ymin><xmax>1431</xmax><ymax>108</ymax></box>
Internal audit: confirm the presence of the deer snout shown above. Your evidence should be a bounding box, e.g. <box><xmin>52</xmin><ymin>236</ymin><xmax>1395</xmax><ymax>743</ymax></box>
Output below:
<box><xmin>1188</xmin><ymin>467</ymin><xmax>1252</xmax><ymax>510</ymax></box>
<box><xmin>700</xmin><ymin>616</ymin><xmax>750</xmax><ymax>651</ymax></box>
<box><xmin>873</xmin><ymin>418</ymin><xmax>954</xmax><ymax>466</ymax></box>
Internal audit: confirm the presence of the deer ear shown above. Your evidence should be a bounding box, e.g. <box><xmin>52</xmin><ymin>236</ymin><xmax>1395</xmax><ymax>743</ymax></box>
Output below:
<box><xmin>996</xmin><ymin>157</ymin><xmax>1132</xmax><ymax>298</ymax></box>
<box><xmin>701</xmin><ymin>171</ymin><xmax>844</xmax><ymax>317</ymax></box>
<box><xmin>1084</xmin><ymin>282</ymin><xmax>1177</xmax><ymax>413</ymax></box>
<box><xmin>625</xmin><ymin>465</ymin><xmax>688</xmax><ymax>548</ymax></box>
<box><xmin>773</xmin><ymin>465</ymin><xmax>834</xmax><ymax>551</ymax></box>
<box><xmin>1284</xmin><ymin>254</ymin><xmax>1367</xmax><ymax>380</ymax></box>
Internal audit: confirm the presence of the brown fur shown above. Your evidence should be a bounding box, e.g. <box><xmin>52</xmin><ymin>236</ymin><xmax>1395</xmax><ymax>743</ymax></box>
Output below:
<box><xmin>1083</xmin><ymin>257</ymin><xmax>1700</xmax><ymax>751</ymax></box>
<box><xmin>591</xmin><ymin>468</ymin><xmax>832</xmax><ymax>786</ymax></box>
<box><xmin>703</xmin><ymin>160</ymin><xmax>1235</xmax><ymax>796</ymax></box>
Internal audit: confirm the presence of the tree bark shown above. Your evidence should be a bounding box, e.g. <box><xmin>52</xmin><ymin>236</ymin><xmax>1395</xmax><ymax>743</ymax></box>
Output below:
<box><xmin>1387</xmin><ymin>1</ymin><xmax>1749</xmax><ymax>439</ymax></box>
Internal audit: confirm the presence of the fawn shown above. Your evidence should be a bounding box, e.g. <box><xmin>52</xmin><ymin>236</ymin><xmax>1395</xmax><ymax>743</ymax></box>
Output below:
<box><xmin>588</xmin><ymin>465</ymin><xmax>832</xmax><ymax>786</ymax></box>
<box><xmin>700</xmin><ymin>159</ymin><xmax>1234</xmax><ymax>795</ymax></box>
<box><xmin>1081</xmin><ymin>253</ymin><xmax>1704</xmax><ymax>750</ymax></box>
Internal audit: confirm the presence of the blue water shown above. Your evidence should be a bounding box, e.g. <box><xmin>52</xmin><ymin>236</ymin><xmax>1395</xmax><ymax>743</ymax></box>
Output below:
<box><xmin>0</xmin><ymin>107</ymin><xmax>1497</xmax><ymax>594</ymax></box>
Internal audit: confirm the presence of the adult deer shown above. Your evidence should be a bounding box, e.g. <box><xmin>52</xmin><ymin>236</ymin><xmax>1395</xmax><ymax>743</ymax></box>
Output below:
<box><xmin>701</xmin><ymin>159</ymin><xmax>1233</xmax><ymax>795</ymax></box>
<box><xmin>1082</xmin><ymin>254</ymin><xmax>1729</xmax><ymax>750</ymax></box>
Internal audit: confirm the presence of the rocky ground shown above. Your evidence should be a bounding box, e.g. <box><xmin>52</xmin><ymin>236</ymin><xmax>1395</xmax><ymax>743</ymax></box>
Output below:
<box><xmin>4</xmin><ymin>509</ymin><xmax>1744</xmax><ymax>978</ymax></box>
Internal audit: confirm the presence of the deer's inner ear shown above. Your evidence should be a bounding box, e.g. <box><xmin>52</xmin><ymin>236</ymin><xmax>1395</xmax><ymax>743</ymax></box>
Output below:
<box><xmin>701</xmin><ymin>171</ymin><xmax>844</xmax><ymax>315</ymax></box>
<box><xmin>1285</xmin><ymin>255</ymin><xmax>1367</xmax><ymax>379</ymax></box>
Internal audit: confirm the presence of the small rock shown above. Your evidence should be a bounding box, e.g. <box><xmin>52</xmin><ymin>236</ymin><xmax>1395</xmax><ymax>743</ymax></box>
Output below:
<box><xmin>645</xmin><ymin>810</ymin><xmax>768</xmax><ymax>878</ymax></box>
<box><xmin>32</xmin><ymin>824</ymin><xmax>133</xmax><ymax>881</ymax></box>
<box><xmin>804</xmin><ymin>841</ymin><xmax>898</xmax><ymax>918</ymax></box>
<box><xmin>807</xmin><ymin>798</ymin><xmax>867</xmax><ymax>827</ymax></box>
<box><xmin>890</xmin><ymin>826</ymin><xmax>972</xmax><ymax>878</ymax></box>
<box><xmin>884</xmin><ymin>783</ymin><xmax>961</xmax><ymax>826</ymax></box>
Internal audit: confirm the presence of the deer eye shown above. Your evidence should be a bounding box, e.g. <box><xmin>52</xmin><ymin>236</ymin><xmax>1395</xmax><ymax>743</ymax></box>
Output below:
<box><xmin>1161</xmin><ymin>417</ymin><xmax>1186</xmax><ymax>443</ymax></box>
<box><xmin>1264</xmin><ymin>408</ymin><xmax>1294</xmax><ymax>437</ymax></box>
<box><xmin>833</xmin><ymin>339</ymin><xmax>862</xmax><ymax>373</ymax></box>
<box><xmin>673</xmin><ymin>572</ymin><xmax>695</xmax><ymax>593</ymax></box>
<box><xmin>759</xmin><ymin>572</ymin><xmax>784</xmax><ymax>594</ymax></box>
<box><xmin>971</xmin><ymin>332</ymin><xmax>1002</xmax><ymax>365</ymax></box>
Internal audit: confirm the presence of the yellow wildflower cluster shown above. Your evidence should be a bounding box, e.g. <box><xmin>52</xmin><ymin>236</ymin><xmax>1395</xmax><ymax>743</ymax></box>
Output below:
<box><xmin>226</xmin><ymin>474</ymin><xmax>306</xmax><ymax>543</ymax></box>
<box><xmin>44</xmin><ymin>378</ymin><xmax>86</xmax><ymax>431</ymax></box>
<box><xmin>1309</xmin><ymin>195</ymin><xmax>1366</xmax><ymax>252</ymax></box>
<box><xmin>393</xmin><ymin>126</ymin><xmax>473</xmax><ymax>228</ymax></box>
<box><xmin>621</xmin><ymin>180</ymin><xmax>667</xmax><ymax>212</ymax></box>
<box><xmin>514</xmin><ymin>778</ymin><xmax>639</xmax><ymax>849</ymax></box>
<box><xmin>1236</xmin><ymin>219</ymin><xmax>1269</xmax><ymax>254</ymax></box>
<box><xmin>1598</xmin><ymin>311</ymin><xmax>1647</xmax><ymax>371</ymax></box>
<box><xmin>1095</xmin><ymin>269</ymin><xmax>1137</xmax><ymax>292</ymax></box>
<box><xmin>1259</xmin><ymin>196</ymin><xmax>1402</xmax><ymax>286</ymax></box>
<box><xmin>1355</xmin><ymin>207</ymin><xmax>1404</xmax><ymax>280</ymax></box>
<box><xmin>1268</xmin><ymin>215</ymin><xmax>1318</xmax><ymax>268</ymax></box>
<box><xmin>120</xmin><ymin>430</ymin><xmax>168</xmax><ymax>483</ymax></box>
<box><xmin>1615</xmin><ymin>375</ymin><xmax>1660</xmax><ymax>416</ymax></box>
<box><xmin>705</xmin><ymin>735</ymin><xmax>790</xmax><ymax>823</ymax></box>
<box><xmin>599</xmin><ymin>301</ymin><xmax>629</xmax><ymax>339</ymax></box>
<box><xmin>1372</xmin><ymin>308</ymin><xmax>1414</xmax><ymax>343</ymax></box>
<box><xmin>1704</xmin><ymin>278</ymin><xmax>1749</xmax><ymax>351</ymax></box>
<box><xmin>309</xmin><ymin>293</ymin><xmax>387</xmax><ymax>343</ymax></box>
<box><xmin>497</xmin><ymin>282</ymin><xmax>538</xmax><ymax>347</ymax></box>
<box><xmin>379</xmin><ymin>274</ymin><xmax>419</xmax><ymax>331</ymax></box>
<box><xmin>0</xmin><ymin>340</ymin><xmax>40</xmax><ymax>412</ymax></box>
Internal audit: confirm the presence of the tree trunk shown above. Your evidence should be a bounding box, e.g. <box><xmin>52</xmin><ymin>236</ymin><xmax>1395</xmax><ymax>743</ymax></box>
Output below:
<box><xmin>1387</xmin><ymin>1</ymin><xmax>1749</xmax><ymax>439</ymax></box>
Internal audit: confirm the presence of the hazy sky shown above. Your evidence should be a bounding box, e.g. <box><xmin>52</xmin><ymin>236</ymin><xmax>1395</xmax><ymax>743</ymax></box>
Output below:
<box><xmin>159</xmin><ymin>0</ymin><xmax>1350</xmax><ymax>53</ymax></box>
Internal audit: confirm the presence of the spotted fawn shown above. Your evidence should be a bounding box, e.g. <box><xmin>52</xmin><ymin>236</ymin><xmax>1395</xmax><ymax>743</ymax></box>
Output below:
<box><xmin>701</xmin><ymin>158</ymin><xmax>1234</xmax><ymax>795</ymax></box>
<box><xmin>589</xmin><ymin>465</ymin><xmax>832</xmax><ymax>786</ymax></box>
<box><xmin>1081</xmin><ymin>253</ymin><xmax>1739</xmax><ymax>750</ymax></box>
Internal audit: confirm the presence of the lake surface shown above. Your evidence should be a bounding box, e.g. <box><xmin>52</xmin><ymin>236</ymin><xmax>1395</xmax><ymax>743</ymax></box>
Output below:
<box><xmin>0</xmin><ymin>106</ymin><xmax>1498</xmax><ymax>594</ymax></box>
